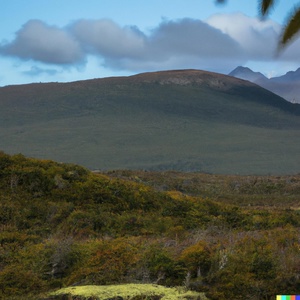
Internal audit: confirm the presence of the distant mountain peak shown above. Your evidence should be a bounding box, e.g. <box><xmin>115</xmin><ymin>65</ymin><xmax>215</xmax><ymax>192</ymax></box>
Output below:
<box><xmin>229</xmin><ymin>66</ymin><xmax>300</xmax><ymax>103</ymax></box>
<box><xmin>229</xmin><ymin>66</ymin><xmax>267</xmax><ymax>83</ymax></box>
<box><xmin>230</xmin><ymin>66</ymin><xmax>253</xmax><ymax>73</ymax></box>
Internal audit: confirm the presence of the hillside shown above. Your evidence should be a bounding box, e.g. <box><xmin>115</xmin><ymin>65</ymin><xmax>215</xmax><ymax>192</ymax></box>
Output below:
<box><xmin>0</xmin><ymin>152</ymin><xmax>299</xmax><ymax>299</ymax></box>
<box><xmin>1</xmin><ymin>69</ymin><xmax>300</xmax><ymax>174</ymax></box>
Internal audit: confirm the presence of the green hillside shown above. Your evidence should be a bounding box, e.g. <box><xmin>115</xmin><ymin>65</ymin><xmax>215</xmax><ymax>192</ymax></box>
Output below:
<box><xmin>0</xmin><ymin>152</ymin><xmax>299</xmax><ymax>299</ymax></box>
<box><xmin>0</xmin><ymin>69</ymin><xmax>300</xmax><ymax>174</ymax></box>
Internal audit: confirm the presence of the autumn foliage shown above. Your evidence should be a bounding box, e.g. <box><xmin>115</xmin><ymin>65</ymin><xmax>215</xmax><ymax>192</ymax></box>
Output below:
<box><xmin>0</xmin><ymin>151</ymin><xmax>299</xmax><ymax>299</ymax></box>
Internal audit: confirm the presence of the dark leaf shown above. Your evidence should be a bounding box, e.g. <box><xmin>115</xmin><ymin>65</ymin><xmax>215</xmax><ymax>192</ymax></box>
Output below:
<box><xmin>259</xmin><ymin>0</ymin><xmax>276</xmax><ymax>16</ymax></box>
<box><xmin>215</xmin><ymin>0</ymin><xmax>227</xmax><ymax>4</ymax></box>
<box><xmin>280</xmin><ymin>7</ymin><xmax>300</xmax><ymax>46</ymax></box>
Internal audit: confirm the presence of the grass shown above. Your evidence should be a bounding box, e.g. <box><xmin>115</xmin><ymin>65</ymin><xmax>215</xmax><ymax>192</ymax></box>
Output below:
<box><xmin>48</xmin><ymin>284</ymin><xmax>207</xmax><ymax>300</ymax></box>
<box><xmin>4</xmin><ymin>117</ymin><xmax>298</xmax><ymax>174</ymax></box>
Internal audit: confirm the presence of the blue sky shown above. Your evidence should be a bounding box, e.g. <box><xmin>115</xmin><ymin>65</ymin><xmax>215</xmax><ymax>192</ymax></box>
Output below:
<box><xmin>1</xmin><ymin>0</ymin><xmax>300</xmax><ymax>86</ymax></box>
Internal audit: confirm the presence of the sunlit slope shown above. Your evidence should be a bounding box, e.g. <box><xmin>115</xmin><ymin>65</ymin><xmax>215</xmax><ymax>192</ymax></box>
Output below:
<box><xmin>1</xmin><ymin>69</ymin><xmax>299</xmax><ymax>174</ymax></box>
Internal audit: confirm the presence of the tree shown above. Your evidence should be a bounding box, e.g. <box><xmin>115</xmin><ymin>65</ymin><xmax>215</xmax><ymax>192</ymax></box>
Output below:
<box><xmin>216</xmin><ymin>0</ymin><xmax>300</xmax><ymax>50</ymax></box>
<box><xmin>179</xmin><ymin>241</ymin><xmax>212</xmax><ymax>279</ymax></box>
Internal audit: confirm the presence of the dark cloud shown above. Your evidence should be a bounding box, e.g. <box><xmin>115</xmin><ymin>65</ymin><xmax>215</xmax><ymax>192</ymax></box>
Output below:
<box><xmin>0</xmin><ymin>20</ymin><xmax>83</xmax><ymax>64</ymax></box>
<box><xmin>148</xmin><ymin>18</ymin><xmax>243</xmax><ymax>59</ymax></box>
<box><xmin>69</xmin><ymin>18</ymin><xmax>245</xmax><ymax>72</ymax></box>
<box><xmin>70</xmin><ymin>19</ymin><xmax>146</xmax><ymax>59</ymax></box>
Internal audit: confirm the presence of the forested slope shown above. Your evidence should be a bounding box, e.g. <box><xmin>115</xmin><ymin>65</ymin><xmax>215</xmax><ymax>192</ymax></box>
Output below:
<box><xmin>0</xmin><ymin>152</ymin><xmax>299</xmax><ymax>299</ymax></box>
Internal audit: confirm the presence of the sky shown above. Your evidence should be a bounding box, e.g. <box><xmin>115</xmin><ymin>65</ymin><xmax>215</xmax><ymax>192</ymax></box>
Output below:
<box><xmin>1</xmin><ymin>0</ymin><xmax>300</xmax><ymax>86</ymax></box>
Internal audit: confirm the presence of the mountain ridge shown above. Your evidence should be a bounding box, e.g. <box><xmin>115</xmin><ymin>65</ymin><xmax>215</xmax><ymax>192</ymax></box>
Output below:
<box><xmin>229</xmin><ymin>66</ymin><xmax>300</xmax><ymax>103</ymax></box>
<box><xmin>1</xmin><ymin>69</ymin><xmax>299</xmax><ymax>174</ymax></box>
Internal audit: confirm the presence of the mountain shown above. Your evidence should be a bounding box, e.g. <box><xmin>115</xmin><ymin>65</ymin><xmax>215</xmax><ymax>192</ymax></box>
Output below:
<box><xmin>229</xmin><ymin>66</ymin><xmax>268</xmax><ymax>83</ymax></box>
<box><xmin>229</xmin><ymin>66</ymin><xmax>300</xmax><ymax>103</ymax></box>
<box><xmin>271</xmin><ymin>67</ymin><xmax>300</xmax><ymax>82</ymax></box>
<box><xmin>1</xmin><ymin>69</ymin><xmax>300</xmax><ymax>175</ymax></box>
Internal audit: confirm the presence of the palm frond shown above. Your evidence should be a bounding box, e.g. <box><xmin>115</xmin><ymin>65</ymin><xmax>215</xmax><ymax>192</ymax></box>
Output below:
<box><xmin>259</xmin><ymin>0</ymin><xmax>276</xmax><ymax>16</ymax></box>
<box><xmin>280</xmin><ymin>6</ymin><xmax>300</xmax><ymax>47</ymax></box>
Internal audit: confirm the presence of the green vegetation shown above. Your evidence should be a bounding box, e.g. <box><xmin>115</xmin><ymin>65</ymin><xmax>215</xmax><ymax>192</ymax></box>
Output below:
<box><xmin>49</xmin><ymin>284</ymin><xmax>206</xmax><ymax>299</ymax></box>
<box><xmin>1</xmin><ymin>70</ymin><xmax>300</xmax><ymax>174</ymax></box>
<box><xmin>0</xmin><ymin>151</ymin><xmax>299</xmax><ymax>299</ymax></box>
<box><xmin>106</xmin><ymin>169</ymin><xmax>300</xmax><ymax>207</ymax></box>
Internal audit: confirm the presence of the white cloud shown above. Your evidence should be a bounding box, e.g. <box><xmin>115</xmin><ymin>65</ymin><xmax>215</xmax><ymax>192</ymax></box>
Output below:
<box><xmin>0</xmin><ymin>20</ymin><xmax>83</xmax><ymax>64</ymax></box>
<box><xmin>1</xmin><ymin>13</ymin><xmax>300</xmax><ymax>78</ymax></box>
<box><xmin>279</xmin><ymin>37</ymin><xmax>300</xmax><ymax>61</ymax></box>
<box><xmin>1</xmin><ymin>17</ymin><xmax>247</xmax><ymax>74</ymax></box>
<box><xmin>22</xmin><ymin>65</ymin><xmax>59</xmax><ymax>76</ymax></box>
<box><xmin>206</xmin><ymin>13</ymin><xmax>281</xmax><ymax>60</ymax></box>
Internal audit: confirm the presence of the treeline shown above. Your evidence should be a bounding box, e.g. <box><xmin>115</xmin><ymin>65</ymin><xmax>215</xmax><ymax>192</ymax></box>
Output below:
<box><xmin>0</xmin><ymin>151</ymin><xmax>299</xmax><ymax>299</ymax></box>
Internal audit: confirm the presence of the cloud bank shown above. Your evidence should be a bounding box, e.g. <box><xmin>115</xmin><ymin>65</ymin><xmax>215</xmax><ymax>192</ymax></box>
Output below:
<box><xmin>1</xmin><ymin>13</ymin><xmax>298</xmax><ymax>75</ymax></box>
<box><xmin>1</xmin><ymin>20</ymin><xmax>83</xmax><ymax>64</ymax></box>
